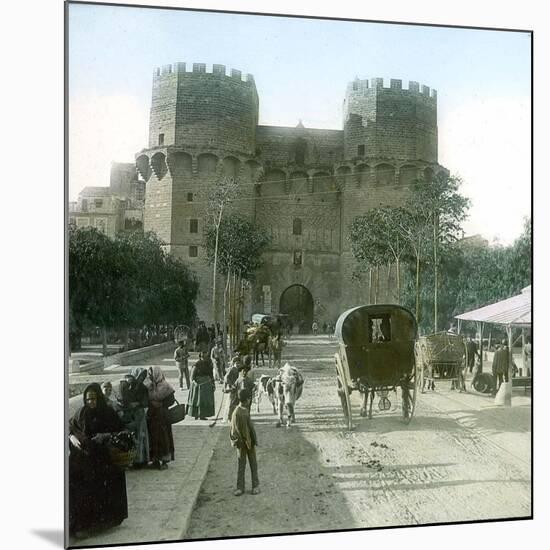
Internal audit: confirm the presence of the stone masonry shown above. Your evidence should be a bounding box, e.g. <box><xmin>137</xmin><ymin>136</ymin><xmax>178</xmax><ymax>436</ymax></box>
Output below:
<box><xmin>135</xmin><ymin>63</ymin><xmax>448</xmax><ymax>326</ymax></box>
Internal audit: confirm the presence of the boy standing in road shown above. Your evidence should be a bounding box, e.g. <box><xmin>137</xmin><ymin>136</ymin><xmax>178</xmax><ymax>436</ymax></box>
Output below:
<box><xmin>230</xmin><ymin>389</ymin><xmax>260</xmax><ymax>496</ymax></box>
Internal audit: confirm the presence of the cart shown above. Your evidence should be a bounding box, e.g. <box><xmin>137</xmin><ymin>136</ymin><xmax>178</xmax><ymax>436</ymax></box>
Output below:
<box><xmin>415</xmin><ymin>332</ymin><xmax>466</xmax><ymax>392</ymax></box>
<box><xmin>334</xmin><ymin>304</ymin><xmax>418</xmax><ymax>430</ymax></box>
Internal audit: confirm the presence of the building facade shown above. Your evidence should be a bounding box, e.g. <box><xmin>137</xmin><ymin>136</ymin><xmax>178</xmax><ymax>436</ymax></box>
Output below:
<box><xmin>135</xmin><ymin>62</ymin><xmax>448</xmax><ymax>327</ymax></box>
<box><xmin>69</xmin><ymin>163</ymin><xmax>145</xmax><ymax>238</ymax></box>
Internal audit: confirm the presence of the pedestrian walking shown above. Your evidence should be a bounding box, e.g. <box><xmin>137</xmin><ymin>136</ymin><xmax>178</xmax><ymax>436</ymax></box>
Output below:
<box><xmin>230</xmin><ymin>389</ymin><xmax>260</xmax><ymax>496</ymax></box>
<box><xmin>144</xmin><ymin>366</ymin><xmax>175</xmax><ymax>470</ymax></box>
<box><xmin>174</xmin><ymin>340</ymin><xmax>190</xmax><ymax>390</ymax></box>
<box><xmin>210</xmin><ymin>339</ymin><xmax>227</xmax><ymax>382</ymax></box>
<box><xmin>68</xmin><ymin>383</ymin><xmax>128</xmax><ymax>538</ymax></box>
<box><xmin>194</xmin><ymin>321</ymin><xmax>210</xmax><ymax>354</ymax></box>
<box><xmin>465</xmin><ymin>336</ymin><xmax>480</xmax><ymax>373</ymax></box>
<box><xmin>492</xmin><ymin>339</ymin><xmax>516</xmax><ymax>393</ymax></box>
<box><xmin>524</xmin><ymin>336</ymin><xmax>532</xmax><ymax>377</ymax></box>
<box><xmin>187</xmin><ymin>352</ymin><xmax>216</xmax><ymax>420</ymax></box>
<box><xmin>312</xmin><ymin>321</ymin><xmax>318</xmax><ymax>335</ymax></box>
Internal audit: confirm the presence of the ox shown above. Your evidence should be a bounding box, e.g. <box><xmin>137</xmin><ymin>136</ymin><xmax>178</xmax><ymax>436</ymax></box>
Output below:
<box><xmin>256</xmin><ymin>374</ymin><xmax>276</xmax><ymax>414</ymax></box>
<box><xmin>272</xmin><ymin>363</ymin><xmax>304</xmax><ymax>428</ymax></box>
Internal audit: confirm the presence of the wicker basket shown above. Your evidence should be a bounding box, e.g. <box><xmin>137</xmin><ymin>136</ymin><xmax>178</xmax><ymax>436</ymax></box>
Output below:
<box><xmin>108</xmin><ymin>446</ymin><xmax>136</xmax><ymax>468</ymax></box>
<box><xmin>418</xmin><ymin>332</ymin><xmax>465</xmax><ymax>364</ymax></box>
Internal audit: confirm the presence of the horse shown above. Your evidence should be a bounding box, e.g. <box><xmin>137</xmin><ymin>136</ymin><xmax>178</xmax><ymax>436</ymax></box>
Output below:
<box><xmin>246</xmin><ymin>324</ymin><xmax>271</xmax><ymax>367</ymax></box>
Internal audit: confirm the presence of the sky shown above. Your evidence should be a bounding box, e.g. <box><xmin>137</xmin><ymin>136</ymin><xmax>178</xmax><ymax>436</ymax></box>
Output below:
<box><xmin>68</xmin><ymin>2</ymin><xmax>531</xmax><ymax>245</ymax></box>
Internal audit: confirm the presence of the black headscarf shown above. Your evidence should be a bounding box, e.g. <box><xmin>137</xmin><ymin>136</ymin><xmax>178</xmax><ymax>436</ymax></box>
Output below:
<box><xmin>70</xmin><ymin>383</ymin><xmax>123</xmax><ymax>444</ymax></box>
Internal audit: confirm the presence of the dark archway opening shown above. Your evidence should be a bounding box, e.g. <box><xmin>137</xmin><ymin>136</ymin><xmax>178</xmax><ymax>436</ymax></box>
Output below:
<box><xmin>279</xmin><ymin>285</ymin><xmax>314</xmax><ymax>334</ymax></box>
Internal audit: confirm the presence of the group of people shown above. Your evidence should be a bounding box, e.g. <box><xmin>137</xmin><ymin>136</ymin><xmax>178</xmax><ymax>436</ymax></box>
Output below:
<box><xmin>68</xmin><ymin>326</ymin><xmax>276</xmax><ymax>538</ymax></box>
<box><xmin>68</xmin><ymin>365</ymin><xmax>177</xmax><ymax>538</ymax></box>
<box><xmin>455</xmin><ymin>334</ymin><xmax>530</xmax><ymax>395</ymax></box>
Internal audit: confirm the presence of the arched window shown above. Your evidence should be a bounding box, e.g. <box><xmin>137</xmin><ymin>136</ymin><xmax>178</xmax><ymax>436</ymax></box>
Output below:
<box><xmin>293</xmin><ymin>218</ymin><xmax>302</xmax><ymax>236</ymax></box>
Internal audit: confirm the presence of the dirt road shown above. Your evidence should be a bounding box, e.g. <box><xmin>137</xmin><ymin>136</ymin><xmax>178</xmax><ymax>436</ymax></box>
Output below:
<box><xmin>186</xmin><ymin>335</ymin><xmax>531</xmax><ymax>539</ymax></box>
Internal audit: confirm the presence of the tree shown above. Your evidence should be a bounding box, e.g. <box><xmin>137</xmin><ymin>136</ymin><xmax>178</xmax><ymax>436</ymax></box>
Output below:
<box><xmin>115</xmin><ymin>231</ymin><xmax>198</xmax><ymax>330</ymax></box>
<box><xmin>207</xmin><ymin>177</ymin><xmax>239</xmax><ymax>338</ymax></box>
<box><xmin>348</xmin><ymin>209</ymin><xmax>391</xmax><ymax>304</ymax></box>
<box><xmin>392</xmin><ymin>206</ymin><xmax>432</xmax><ymax>322</ymax></box>
<box><xmin>205</xmin><ymin>214</ymin><xmax>271</xmax><ymax>348</ymax></box>
<box><xmin>69</xmin><ymin>226</ymin><xmax>135</xmax><ymax>354</ymax></box>
<box><xmin>405</xmin><ymin>173</ymin><xmax>470</xmax><ymax>331</ymax></box>
<box><xmin>69</xmin><ymin>227</ymin><xmax>198</xmax><ymax>353</ymax></box>
<box><xmin>507</xmin><ymin>216</ymin><xmax>531</xmax><ymax>292</ymax></box>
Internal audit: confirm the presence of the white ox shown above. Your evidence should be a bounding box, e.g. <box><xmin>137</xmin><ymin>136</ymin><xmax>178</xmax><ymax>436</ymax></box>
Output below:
<box><xmin>272</xmin><ymin>363</ymin><xmax>304</xmax><ymax>428</ymax></box>
<box><xmin>256</xmin><ymin>374</ymin><xmax>275</xmax><ymax>413</ymax></box>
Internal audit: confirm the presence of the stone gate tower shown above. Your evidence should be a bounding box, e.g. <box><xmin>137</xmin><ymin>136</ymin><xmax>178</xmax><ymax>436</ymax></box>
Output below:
<box><xmin>136</xmin><ymin>63</ymin><xmax>260</xmax><ymax>320</ymax></box>
<box><xmin>136</xmin><ymin>64</ymin><xmax>447</xmax><ymax>325</ymax></box>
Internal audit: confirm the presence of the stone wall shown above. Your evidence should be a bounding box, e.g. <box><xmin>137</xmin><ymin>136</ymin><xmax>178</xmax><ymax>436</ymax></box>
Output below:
<box><xmin>150</xmin><ymin>63</ymin><xmax>258</xmax><ymax>155</ymax></box>
<box><xmin>138</xmin><ymin>64</ymin><xmax>447</xmax><ymax>324</ymax></box>
<box><xmin>343</xmin><ymin>78</ymin><xmax>437</xmax><ymax>162</ymax></box>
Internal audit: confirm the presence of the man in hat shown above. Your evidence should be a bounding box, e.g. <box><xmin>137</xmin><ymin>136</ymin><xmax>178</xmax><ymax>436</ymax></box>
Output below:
<box><xmin>230</xmin><ymin>389</ymin><xmax>260</xmax><ymax>496</ymax></box>
<box><xmin>492</xmin><ymin>339</ymin><xmax>516</xmax><ymax>393</ymax></box>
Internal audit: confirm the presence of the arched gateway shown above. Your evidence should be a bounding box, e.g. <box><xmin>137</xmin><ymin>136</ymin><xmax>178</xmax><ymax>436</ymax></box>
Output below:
<box><xmin>279</xmin><ymin>285</ymin><xmax>314</xmax><ymax>334</ymax></box>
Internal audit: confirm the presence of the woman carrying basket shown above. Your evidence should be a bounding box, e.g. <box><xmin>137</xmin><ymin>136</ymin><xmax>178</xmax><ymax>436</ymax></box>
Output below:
<box><xmin>68</xmin><ymin>383</ymin><xmax>129</xmax><ymax>538</ymax></box>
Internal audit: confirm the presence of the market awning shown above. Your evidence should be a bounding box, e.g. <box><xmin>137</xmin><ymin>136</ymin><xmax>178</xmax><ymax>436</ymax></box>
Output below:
<box><xmin>455</xmin><ymin>286</ymin><xmax>531</xmax><ymax>327</ymax></box>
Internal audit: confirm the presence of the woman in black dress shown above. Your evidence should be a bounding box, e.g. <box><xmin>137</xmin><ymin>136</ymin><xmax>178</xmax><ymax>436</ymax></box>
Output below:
<box><xmin>68</xmin><ymin>383</ymin><xmax>128</xmax><ymax>538</ymax></box>
<box><xmin>144</xmin><ymin>366</ymin><xmax>175</xmax><ymax>469</ymax></box>
<box><xmin>187</xmin><ymin>352</ymin><xmax>216</xmax><ymax>420</ymax></box>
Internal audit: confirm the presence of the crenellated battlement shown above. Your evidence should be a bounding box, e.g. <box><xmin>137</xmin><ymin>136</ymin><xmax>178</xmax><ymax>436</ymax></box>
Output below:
<box><xmin>347</xmin><ymin>77</ymin><xmax>437</xmax><ymax>99</ymax></box>
<box><xmin>153</xmin><ymin>62</ymin><xmax>255</xmax><ymax>84</ymax></box>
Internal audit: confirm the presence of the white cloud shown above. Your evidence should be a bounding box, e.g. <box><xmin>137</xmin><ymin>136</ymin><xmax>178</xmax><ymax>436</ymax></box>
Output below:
<box><xmin>439</xmin><ymin>96</ymin><xmax>530</xmax><ymax>245</ymax></box>
<box><xmin>69</xmin><ymin>93</ymin><xmax>149</xmax><ymax>200</ymax></box>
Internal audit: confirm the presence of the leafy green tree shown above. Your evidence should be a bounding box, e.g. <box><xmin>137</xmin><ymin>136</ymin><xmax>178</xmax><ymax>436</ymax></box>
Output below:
<box><xmin>69</xmin><ymin>226</ymin><xmax>135</xmax><ymax>354</ymax></box>
<box><xmin>392</xmin><ymin>206</ymin><xmax>432</xmax><ymax>322</ymax></box>
<box><xmin>205</xmin><ymin>214</ymin><xmax>271</xmax><ymax>347</ymax></box>
<box><xmin>115</xmin><ymin>231</ymin><xmax>198</xmax><ymax>330</ymax></box>
<box><xmin>207</xmin><ymin>177</ymin><xmax>239</xmax><ymax>337</ymax></box>
<box><xmin>452</xmin><ymin>218</ymin><xmax>531</xmax><ymax>316</ymax></box>
<box><xmin>507</xmin><ymin>216</ymin><xmax>531</xmax><ymax>292</ymax></box>
<box><xmin>69</xmin><ymin>227</ymin><xmax>198</xmax><ymax>353</ymax></box>
<box><xmin>349</xmin><ymin>210</ymin><xmax>389</xmax><ymax>303</ymax></box>
<box><xmin>405</xmin><ymin>173</ymin><xmax>470</xmax><ymax>331</ymax></box>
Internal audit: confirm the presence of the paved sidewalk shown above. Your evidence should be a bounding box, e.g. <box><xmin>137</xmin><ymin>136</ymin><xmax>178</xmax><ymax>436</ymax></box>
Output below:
<box><xmin>68</xmin><ymin>352</ymin><xmax>230</xmax><ymax>547</ymax></box>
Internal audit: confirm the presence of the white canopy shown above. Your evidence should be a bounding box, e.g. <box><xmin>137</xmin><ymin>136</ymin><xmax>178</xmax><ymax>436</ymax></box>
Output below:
<box><xmin>455</xmin><ymin>286</ymin><xmax>531</xmax><ymax>327</ymax></box>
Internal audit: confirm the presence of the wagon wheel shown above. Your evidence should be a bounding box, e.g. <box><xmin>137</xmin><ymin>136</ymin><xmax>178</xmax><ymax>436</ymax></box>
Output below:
<box><xmin>401</xmin><ymin>366</ymin><xmax>418</xmax><ymax>424</ymax></box>
<box><xmin>335</xmin><ymin>353</ymin><xmax>353</xmax><ymax>430</ymax></box>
